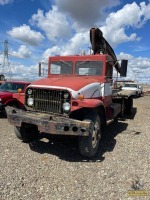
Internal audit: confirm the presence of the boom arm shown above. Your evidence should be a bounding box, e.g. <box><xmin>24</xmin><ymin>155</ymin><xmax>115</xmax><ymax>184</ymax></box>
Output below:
<box><xmin>90</xmin><ymin>28</ymin><xmax>121</xmax><ymax>73</ymax></box>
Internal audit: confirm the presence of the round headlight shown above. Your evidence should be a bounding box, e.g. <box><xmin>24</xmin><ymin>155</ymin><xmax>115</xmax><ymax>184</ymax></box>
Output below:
<box><xmin>27</xmin><ymin>89</ymin><xmax>33</xmax><ymax>95</ymax></box>
<box><xmin>62</xmin><ymin>102</ymin><xmax>70</xmax><ymax>112</ymax></box>
<box><xmin>27</xmin><ymin>97</ymin><xmax>34</xmax><ymax>106</ymax></box>
<box><xmin>63</xmin><ymin>93</ymin><xmax>69</xmax><ymax>99</ymax></box>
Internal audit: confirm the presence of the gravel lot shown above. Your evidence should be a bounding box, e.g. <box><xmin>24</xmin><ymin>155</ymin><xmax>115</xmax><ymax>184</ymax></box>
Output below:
<box><xmin>0</xmin><ymin>96</ymin><xmax>150</xmax><ymax>200</ymax></box>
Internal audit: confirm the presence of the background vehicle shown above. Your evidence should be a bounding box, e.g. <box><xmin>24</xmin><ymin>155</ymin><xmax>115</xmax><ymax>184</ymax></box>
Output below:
<box><xmin>6</xmin><ymin>28</ymin><xmax>134</xmax><ymax>157</ymax></box>
<box><xmin>0</xmin><ymin>80</ymin><xmax>31</xmax><ymax>116</ymax></box>
<box><xmin>0</xmin><ymin>74</ymin><xmax>5</xmax><ymax>86</ymax></box>
<box><xmin>122</xmin><ymin>82</ymin><xmax>143</xmax><ymax>97</ymax></box>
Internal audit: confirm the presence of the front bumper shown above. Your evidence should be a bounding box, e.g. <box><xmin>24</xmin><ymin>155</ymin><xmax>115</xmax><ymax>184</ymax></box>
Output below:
<box><xmin>6</xmin><ymin>106</ymin><xmax>92</xmax><ymax>136</ymax></box>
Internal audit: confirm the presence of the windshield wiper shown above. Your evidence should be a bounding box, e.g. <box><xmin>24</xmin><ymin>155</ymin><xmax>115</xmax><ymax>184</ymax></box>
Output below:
<box><xmin>60</xmin><ymin>60</ymin><xmax>71</xmax><ymax>67</ymax></box>
<box><xmin>77</xmin><ymin>59</ymin><xmax>90</xmax><ymax>66</ymax></box>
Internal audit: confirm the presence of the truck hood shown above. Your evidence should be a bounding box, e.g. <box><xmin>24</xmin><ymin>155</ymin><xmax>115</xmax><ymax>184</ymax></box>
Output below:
<box><xmin>29</xmin><ymin>77</ymin><xmax>103</xmax><ymax>99</ymax></box>
<box><xmin>30</xmin><ymin>77</ymin><xmax>101</xmax><ymax>91</ymax></box>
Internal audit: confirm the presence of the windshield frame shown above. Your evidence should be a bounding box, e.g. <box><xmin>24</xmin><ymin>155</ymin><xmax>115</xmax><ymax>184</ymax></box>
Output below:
<box><xmin>124</xmin><ymin>84</ymin><xmax>138</xmax><ymax>88</ymax></box>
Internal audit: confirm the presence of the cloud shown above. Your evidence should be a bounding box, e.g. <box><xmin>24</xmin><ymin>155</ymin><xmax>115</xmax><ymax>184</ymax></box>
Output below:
<box><xmin>9</xmin><ymin>64</ymin><xmax>39</xmax><ymax>81</ymax></box>
<box><xmin>7</xmin><ymin>25</ymin><xmax>44</xmax><ymax>46</ymax></box>
<box><xmin>118</xmin><ymin>52</ymin><xmax>134</xmax><ymax>60</ymax></box>
<box><xmin>42</xmin><ymin>46</ymin><xmax>61</xmax><ymax>62</ymax></box>
<box><xmin>55</xmin><ymin>0</ymin><xmax>120</xmax><ymax>29</ymax></box>
<box><xmin>0</xmin><ymin>0</ymin><xmax>13</xmax><ymax>5</ymax></box>
<box><xmin>0</xmin><ymin>62</ymin><xmax>37</xmax><ymax>80</ymax></box>
<box><xmin>62</xmin><ymin>31</ymin><xmax>89</xmax><ymax>55</ymax></box>
<box><xmin>100</xmin><ymin>2</ymin><xmax>150</xmax><ymax>47</ymax></box>
<box><xmin>10</xmin><ymin>45</ymin><xmax>32</xmax><ymax>58</ymax></box>
<box><xmin>27</xmin><ymin>1</ymin><xmax>150</xmax><ymax>57</ymax></box>
<box><xmin>3</xmin><ymin>1</ymin><xmax>150</xmax><ymax>84</ymax></box>
<box><xmin>131</xmin><ymin>45</ymin><xmax>150</xmax><ymax>52</ymax></box>
<box><xmin>41</xmin><ymin>31</ymin><xmax>89</xmax><ymax>61</ymax></box>
<box><xmin>137</xmin><ymin>1</ymin><xmax>150</xmax><ymax>27</ymax></box>
<box><xmin>30</xmin><ymin>7</ymin><xmax>71</xmax><ymax>42</ymax></box>
<box><xmin>118</xmin><ymin>52</ymin><xmax>150</xmax><ymax>83</ymax></box>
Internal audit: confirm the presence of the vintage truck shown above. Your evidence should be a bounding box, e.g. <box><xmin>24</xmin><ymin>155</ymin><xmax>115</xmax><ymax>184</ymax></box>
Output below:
<box><xmin>6</xmin><ymin>28</ymin><xmax>134</xmax><ymax>157</ymax></box>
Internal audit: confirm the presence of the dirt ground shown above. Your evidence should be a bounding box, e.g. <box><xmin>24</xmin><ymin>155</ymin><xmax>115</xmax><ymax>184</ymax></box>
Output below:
<box><xmin>0</xmin><ymin>95</ymin><xmax>150</xmax><ymax>200</ymax></box>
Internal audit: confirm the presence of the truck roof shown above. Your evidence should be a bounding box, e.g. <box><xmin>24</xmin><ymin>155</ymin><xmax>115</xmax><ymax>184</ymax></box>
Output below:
<box><xmin>4</xmin><ymin>80</ymin><xmax>32</xmax><ymax>84</ymax></box>
<box><xmin>49</xmin><ymin>54</ymin><xmax>109</xmax><ymax>61</ymax></box>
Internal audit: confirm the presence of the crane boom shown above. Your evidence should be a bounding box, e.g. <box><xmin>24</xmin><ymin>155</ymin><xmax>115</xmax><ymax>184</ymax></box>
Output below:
<box><xmin>90</xmin><ymin>28</ymin><xmax>121</xmax><ymax>73</ymax></box>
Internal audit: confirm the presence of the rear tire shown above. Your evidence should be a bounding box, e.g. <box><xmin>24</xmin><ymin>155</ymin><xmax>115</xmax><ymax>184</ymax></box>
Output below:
<box><xmin>79</xmin><ymin>114</ymin><xmax>101</xmax><ymax>157</ymax></box>
<box><xmin>119</xmin><ymin>99</ymin><xmax>125</xmax><ymax>117</ymax></box>
<box><xmin>14</xmin><ymin>125</ymin><xmax>39</xmax><ymax>142</ymax></box>
<box><xmin>125</xmin><ymin>97</ymin><xmax>133</xmax><ymax>114</ymax></box>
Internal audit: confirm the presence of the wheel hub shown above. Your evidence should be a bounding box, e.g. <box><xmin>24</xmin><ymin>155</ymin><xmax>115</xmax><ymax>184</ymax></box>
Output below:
<box><xmin>92</xmin><ymin>122</ymin><xmax>99</xmax><ymax>148</ymax></box>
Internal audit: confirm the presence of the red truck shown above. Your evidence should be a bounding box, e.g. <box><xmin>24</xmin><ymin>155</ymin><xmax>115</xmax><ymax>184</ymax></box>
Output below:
<box><xmin>0</xmin><ymin>80</ymin><xmax>31</xmax><ymax>116</ymax></box>
<box><xmin>6</xmin><ymin>28</ymin><xmax>134</xmax><ymax>157</ymax></box>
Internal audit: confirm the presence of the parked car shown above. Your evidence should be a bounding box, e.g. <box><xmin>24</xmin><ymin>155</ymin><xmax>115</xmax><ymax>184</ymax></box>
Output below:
<box><xmin>122</xmin><ymin>82</ymin><xmax>143</xmax><ymax>97</ymax></box>
<box><xmin>0</xmin><ymin>80</ymin><xmax>31</xmax><ymax>116</ymax></box>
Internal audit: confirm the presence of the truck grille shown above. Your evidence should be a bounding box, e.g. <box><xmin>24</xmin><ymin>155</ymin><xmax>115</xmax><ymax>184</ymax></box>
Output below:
<box><xmin>26</xmin><ymin>88</ymin><xmax>71</xmax><ymax>114</ymax></box>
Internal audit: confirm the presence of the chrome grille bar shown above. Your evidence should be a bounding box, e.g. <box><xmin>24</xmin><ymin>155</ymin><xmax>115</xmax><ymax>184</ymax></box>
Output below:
<box><xmin>32</xmin><ymin>88</ymin><xmax>63</xmax><ymax>114</ymax></box>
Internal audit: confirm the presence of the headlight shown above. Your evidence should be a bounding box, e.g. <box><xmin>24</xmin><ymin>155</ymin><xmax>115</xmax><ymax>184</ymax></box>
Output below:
<box><xmin>63</xmin><ymin>92</ymin><xmax>69</xmax><ymax>99</ymax></box>
<box><xmin>27</xmin><ymin>89</ymin><xmax>33</xmax><ymax>95</ymax></box>
<box><xmin>0</xmin><ymin>98</ymin><xmax>2</xmax><ymax>101</ymax></box>
<box><xmin>62</xmin><ymin>102</ymin><xmax>70</xmax><ymax>112</ymax></box>
<box><xmin>27</xmin><ymin>97</ymin><xmax>34</xmax><ymax>106</ymax></box>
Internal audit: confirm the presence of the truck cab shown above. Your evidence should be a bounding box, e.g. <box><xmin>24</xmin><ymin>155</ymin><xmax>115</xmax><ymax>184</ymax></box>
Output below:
<box><xmin>29</xmin><ymin>54</ymin><xmax>114</xmax><ymax>115</ymax></box>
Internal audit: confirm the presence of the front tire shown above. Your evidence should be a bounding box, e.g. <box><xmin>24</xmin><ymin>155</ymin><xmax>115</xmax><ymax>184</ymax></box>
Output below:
<box><xmin>79</xmin><ymin>114</ymin><xmax>101</xmax><ymax>157</ymax></box>
<box><xmin>14</xmin><ymin>125</ymin><xmax>39</xmax><ymax>142</ymax></box>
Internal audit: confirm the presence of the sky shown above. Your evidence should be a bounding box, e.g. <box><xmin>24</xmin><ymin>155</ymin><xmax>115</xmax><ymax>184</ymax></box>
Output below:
<box><xmin>0</xmin><ymin>0</ymin><xmax>150</xmax><ymax>84</ymax></box>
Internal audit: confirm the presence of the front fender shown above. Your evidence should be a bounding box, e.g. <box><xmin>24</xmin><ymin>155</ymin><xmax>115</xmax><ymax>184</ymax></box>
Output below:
<box><xmin>13</xmin><ymin>93</ymin><xmax>25</xmax><ymax>105</ymax></box>
<box><xmin>72</xmin><ymin>99</ymin><xmax>104</xmax><ymax>111</ymax></box>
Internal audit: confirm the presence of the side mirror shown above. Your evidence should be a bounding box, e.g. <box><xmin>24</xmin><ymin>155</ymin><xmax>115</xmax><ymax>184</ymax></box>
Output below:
<box><xmin>120</xmin><ymin>60</ymin><xmax>128</xmax><ymax>77</ymax></box>
<box><xmin>39</xmin><ymin>62</ymin><xmax>41</xmax><ymax>77</ymax></box>
<box><xmin>17</xmin><ymin>88</ymin><xmax>22</xmax><ymax>93</ymax></box>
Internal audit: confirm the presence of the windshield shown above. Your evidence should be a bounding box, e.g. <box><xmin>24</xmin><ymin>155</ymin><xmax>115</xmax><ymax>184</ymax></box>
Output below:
<box><xmin>50</xmin><ymin>61</ymin><xmax>73</xmax><ymax>75</ymax></box>
<box><xmin>75</xmin><ymin>61</ymin><xmax>103</xmax><ymax>76</ymax></box>
<box><xmin>124</xmin><ymin>84</ymin><xmax>137</xmax><ymax>88</ymax></box>
<box><xmin>0</xmin><ymin>82</ymin><xmax>26</xmax><ymax>93</ymax></box>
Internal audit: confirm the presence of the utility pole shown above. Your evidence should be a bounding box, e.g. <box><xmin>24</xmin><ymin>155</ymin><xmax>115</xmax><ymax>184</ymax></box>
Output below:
<box><xmin>0</xmin><ymin>40</ymin><xmax>12</xmax><ymax>79</ymax></box>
